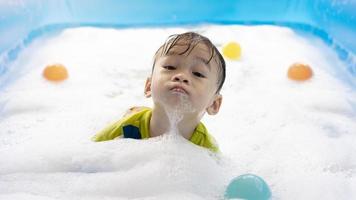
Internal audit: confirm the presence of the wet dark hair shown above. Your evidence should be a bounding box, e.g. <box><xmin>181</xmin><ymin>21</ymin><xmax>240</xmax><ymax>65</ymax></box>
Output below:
<box><xmin>152</xmin><ymin>32</ymin><xmax>226</xmax><ymax>93</ymax></box>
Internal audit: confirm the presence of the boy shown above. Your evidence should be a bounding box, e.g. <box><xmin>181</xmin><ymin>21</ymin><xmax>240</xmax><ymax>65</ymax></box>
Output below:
<box><xmin>92</xmin><ymin>32</ymin><xmax>226</xmax><ymax>152</ymax></box>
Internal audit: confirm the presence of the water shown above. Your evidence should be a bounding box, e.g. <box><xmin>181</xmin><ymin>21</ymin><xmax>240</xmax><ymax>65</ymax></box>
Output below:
<box><xmin>0</xmin><ymin>25</ymin><xmax>355</xmax><ymax>200</ymax></box>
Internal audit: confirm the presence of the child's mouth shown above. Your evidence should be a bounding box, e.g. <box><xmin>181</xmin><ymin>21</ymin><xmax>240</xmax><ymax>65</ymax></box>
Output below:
<box><xmin>170</xmin><ymin>86</ymin><xmax>188</xmax><ymax>95</ymax></box>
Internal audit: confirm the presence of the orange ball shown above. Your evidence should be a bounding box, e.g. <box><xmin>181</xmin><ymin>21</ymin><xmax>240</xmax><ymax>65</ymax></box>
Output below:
<box><xmin>43</xmin><ymin>64</ymin><xmax>68</xmax><ymax>81</ymax></box>
<box><xmin>287</xmin><ymin>63</ymin><xmax>313</xmax><ymax>81</ymax></box>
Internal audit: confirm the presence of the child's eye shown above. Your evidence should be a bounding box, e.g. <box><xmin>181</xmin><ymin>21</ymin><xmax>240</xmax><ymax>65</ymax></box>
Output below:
<box><xmin>193</xmin><ymin>72</ymin><xmax>206</xmax><ymax>78</ymax></box>
<box><xmin>163</xmin><ymin>65</ymin><xmax>176</xmax><ymax>70</ymax></box>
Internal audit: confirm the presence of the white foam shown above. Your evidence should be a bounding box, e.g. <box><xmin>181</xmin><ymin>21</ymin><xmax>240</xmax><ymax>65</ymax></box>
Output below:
<box><xmin>0</xmin><ymin>25</ymin><xmax>355</xmax><ymax>199</ymax></box>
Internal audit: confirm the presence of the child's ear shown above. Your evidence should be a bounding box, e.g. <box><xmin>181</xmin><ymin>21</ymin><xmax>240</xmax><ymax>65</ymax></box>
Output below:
<box><xmin>144</xmin><ymin>77</ymin><xmax>152</xmax><ymax>98</ymax></box>
<box><xmin>206</xmin><ymin>94</ymin><xmax>223</xmax><ymax>115</ymax></box>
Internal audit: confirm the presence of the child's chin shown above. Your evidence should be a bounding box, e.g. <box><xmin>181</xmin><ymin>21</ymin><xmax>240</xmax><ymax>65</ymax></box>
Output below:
<box><xmin>163</xmin><ymin>96</ymin><xmax>196</xmax><ymax>113</ymax></box>
<box><xmin>166</xmin><ymin>94</ymin><xmax>189</xmax><ymax>103</ymax></box>
<box><xmin>169</xmin><ymin>90</ymin><xmax>189</xmax><ymax>97</ymax></box>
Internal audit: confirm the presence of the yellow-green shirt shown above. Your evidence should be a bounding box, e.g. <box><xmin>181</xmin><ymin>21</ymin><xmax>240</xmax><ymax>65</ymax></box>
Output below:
<box><xmin>91</xmin><ymin>107</ymin><xmax>219</xmax><ymax>152</ymax></box>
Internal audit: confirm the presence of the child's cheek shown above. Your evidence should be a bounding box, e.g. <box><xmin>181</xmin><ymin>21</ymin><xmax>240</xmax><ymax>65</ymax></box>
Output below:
<box><xmin>150</xmin><ymin>79</ymin><xmax>162</xmax><ymax>99</ymax></box>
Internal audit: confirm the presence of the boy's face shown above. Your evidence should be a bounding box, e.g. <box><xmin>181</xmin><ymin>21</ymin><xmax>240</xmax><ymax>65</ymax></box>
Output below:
<box><xmin>145</xmin><ymin>42</ymin><xmax>222</xmax><ymax>117</ymax></box>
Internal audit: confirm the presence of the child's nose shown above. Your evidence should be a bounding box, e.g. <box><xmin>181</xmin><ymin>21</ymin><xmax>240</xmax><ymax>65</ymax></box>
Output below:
<box><xmin>172</xmin><ymin>73</ymin><xmax>189</xmax><ymax>84</ymax></box>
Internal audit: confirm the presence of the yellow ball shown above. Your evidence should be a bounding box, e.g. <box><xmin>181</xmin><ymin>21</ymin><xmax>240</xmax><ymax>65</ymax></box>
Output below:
<box><xmin>43</xmin><ymin>64</ymin><xmax>68</xmax><ymax>82</ymax></box>
<box><xmin>223</xmin><ymin>42</ymin><xmax>241</xmax><ymax>60</ymax></box>
<box><xmin>287</xmin><ymin>63</ymin><xmax>313</xmax><ymax>81</ymax></box>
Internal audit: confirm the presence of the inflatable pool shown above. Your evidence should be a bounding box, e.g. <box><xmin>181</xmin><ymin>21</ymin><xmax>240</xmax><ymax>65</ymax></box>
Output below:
<box><xmin>0</xmin><ymin>1</ymin><xmax>355</xmax><ymax>200</ymax></box>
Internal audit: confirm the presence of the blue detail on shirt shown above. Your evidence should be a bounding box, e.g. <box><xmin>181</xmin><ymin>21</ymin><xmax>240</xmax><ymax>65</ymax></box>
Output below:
<box><xmin>123</xmin><ymin>125</ymin><xmax>141</xmax><ymax>139</ymax></box>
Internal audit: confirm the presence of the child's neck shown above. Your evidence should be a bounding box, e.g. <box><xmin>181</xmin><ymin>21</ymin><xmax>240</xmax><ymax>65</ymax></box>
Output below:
<box><xmin>149</xmin><ymin>105</ymin><xmax>200</xmax><ymax>140</ymax></box>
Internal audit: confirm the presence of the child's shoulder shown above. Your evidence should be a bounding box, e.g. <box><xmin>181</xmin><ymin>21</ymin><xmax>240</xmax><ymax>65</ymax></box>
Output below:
<box><xmin>191</xmin><ymin>123</ymin><xmax>220</xmax><ymax>153</ymax></box>
<box><xmin>92</xmin><ymin>106</ymin><xmax>151</xmax><ymax>142</ymax></box>
<box><xmin>123</xmin><ymin>106</ymin><xmax>151</xmax><ymax>118</ymax></box>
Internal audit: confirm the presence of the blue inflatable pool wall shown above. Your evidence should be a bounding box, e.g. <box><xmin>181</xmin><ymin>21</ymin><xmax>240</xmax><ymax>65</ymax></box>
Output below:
<box><xmin>0</xmin><ymin>0</ymin><xmax>355</xmax><ymax>84</ymax></box>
